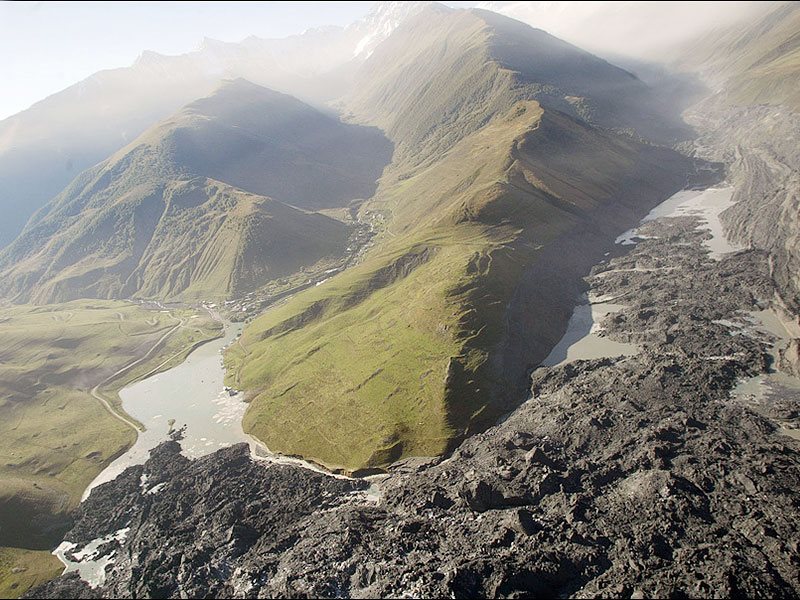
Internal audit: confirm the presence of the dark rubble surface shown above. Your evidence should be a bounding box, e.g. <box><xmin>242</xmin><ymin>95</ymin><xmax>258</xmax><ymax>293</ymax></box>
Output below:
<box><xmin>30</xmin><ymin>218</ymin><xmax>800</xmax><ymax>599</ymax></box>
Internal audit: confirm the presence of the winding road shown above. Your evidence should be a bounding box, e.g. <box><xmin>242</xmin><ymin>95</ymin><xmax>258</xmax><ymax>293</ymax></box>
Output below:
<box><xmin>90</xmin><ymin>313</ymin><xmax>186</xmax><ymax>433</ymax></box>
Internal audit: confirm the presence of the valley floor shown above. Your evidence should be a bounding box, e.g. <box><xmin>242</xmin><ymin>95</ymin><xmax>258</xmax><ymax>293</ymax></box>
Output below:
<box><xmin>0</xmin><ymin>301</ymin><xmax>221</xmax><ymax>597</ymax></box>
<box><xmin>30</xmin><ymin>206</ymin><xmax>800</xmax><ymax>598</ymax></box>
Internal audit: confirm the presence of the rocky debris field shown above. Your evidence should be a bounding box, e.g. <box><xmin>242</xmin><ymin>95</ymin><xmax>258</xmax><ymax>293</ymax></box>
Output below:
<box><xmin>31</xmin><ymin>216</ymin><xmax>800</xmax><ymax>599</ymax></box>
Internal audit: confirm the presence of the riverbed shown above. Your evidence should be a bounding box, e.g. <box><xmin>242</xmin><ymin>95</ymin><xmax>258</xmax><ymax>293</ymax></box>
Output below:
<box><xmin>616</xmin><ymin>186</ymin><xmax>741</xmax><ymax>258</ymax></box>
<box><xmin>549</xmin><ymin>185</ymin><xmax>800</xmax><ymax>441</ymax></box>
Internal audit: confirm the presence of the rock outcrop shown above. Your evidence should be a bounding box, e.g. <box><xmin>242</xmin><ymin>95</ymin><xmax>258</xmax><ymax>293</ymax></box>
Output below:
<box><xmin>31</xmin><ymin>216</ymin><xmax>800</xmax><ymax>599</ymax></box>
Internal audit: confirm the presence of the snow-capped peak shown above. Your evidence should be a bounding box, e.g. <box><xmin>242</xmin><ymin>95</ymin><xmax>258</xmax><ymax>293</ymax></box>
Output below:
<box><xmin>351</xmin><ymin>1</ymin><xmax>435</xmax><ymax>58</ymax></box>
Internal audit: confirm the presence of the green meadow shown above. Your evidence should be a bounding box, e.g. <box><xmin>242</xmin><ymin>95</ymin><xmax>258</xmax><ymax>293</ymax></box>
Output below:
<box><xmin>0</xmin><ymin>300</ymin><xmax>221</xmax><ymax>597</ymax></box>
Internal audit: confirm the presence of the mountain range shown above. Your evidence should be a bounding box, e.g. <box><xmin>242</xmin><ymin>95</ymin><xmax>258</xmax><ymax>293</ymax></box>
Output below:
<box><xmin>222</xmin><ymin>5</ymin><xmax>697</xmax><ymax>471</ymax></box>
<box><xmin>0</xmin><ymin>80</ymin><xmax>390</xmax><ymax>303</ymax></box>
<box><xmin>1</xmin><ymin>3</ymin><xmax>704</xmax><ymax>471</ymax></box>
<box><xmin>0</xmin><ymin>2</ymin><xmax>429</xmax><ymax>249</ymax></box>
<box><xmin>3</xmin><ymin>1</ymin><xmax>794</xmax><ymax>474</ymax></box>
<box><xmin>2</xmin><ymin>1</ymin><xmax>800</xmax><ymax>598</ymax></box>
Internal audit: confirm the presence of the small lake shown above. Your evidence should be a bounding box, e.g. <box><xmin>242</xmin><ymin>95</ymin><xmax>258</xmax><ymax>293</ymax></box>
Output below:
<box><xmin>541</xmin><ymin>297</ymin><xmax>639</xmax><ymax>367</ymax></box>
<box><xmin>730</xmin><ymin>308</ymin><xmax>800</xmax><ymax>440</ymax></box>
<box><xmin>546</xmin><ymin>186</ymin><xmax>741</xmax><ymax>367</ymax></box>
<box><xmin>61</xmin><ymin>320</ymin><xmax>365</xmax><ymax>584</ymax></box>
<box><xmin>82</xmin><ymin>322</ymin><xmax>251</xmax><ymax>498</ymax></box>
<box><xmin>616</xmin><ymin>186</ymin><xmax>741</xmax><ymax>258</ymax></box>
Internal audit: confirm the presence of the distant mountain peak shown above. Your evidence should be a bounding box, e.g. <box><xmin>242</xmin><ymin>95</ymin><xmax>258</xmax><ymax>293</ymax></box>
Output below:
<box><xmin>214</xmin><ymin>77</ymin><xmax>270</xmax><ymax>92</ymax></box>
<box><xmin>352</xmin><ymin>1</ymin><xmax>438</xmax><ymax>58</ymax></box>
<box><xmin>133</xmin><ymin>49</ymin><xmax>170</xmax><ymax>68</ymax></box>
<box><xmin>198</xmin><ymin>36</ymin><xmax>235</xmax><ymax>53</ymax></box>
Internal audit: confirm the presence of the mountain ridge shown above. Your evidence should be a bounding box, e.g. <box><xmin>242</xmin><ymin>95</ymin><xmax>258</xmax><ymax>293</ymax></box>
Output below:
<box><xmin>0</xmin><ymin>80</ymin><xmax>389</xmax><ymax>303</ymax></box>
<box><xmin>224</xmin><ymin>6</ymin><xmax>699</xmax><ymax>471</ymax></box>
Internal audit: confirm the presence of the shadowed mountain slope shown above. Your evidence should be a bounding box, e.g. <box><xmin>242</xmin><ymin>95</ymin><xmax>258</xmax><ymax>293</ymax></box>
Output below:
<box><xmin>225</xmin><ymin>6</ymin><xmax>699</xmax><ymax>473</ymax></box>
<box><xmin>0</xmin><ymin>80</ymin><xmax>389</xmax><ymax>303</ymax></box>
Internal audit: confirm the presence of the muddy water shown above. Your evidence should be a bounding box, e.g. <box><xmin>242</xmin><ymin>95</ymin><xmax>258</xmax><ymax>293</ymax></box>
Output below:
<box><xmin>542</xmin><ymin>297</ymin><xmax>639</xmax><ymax>366</ymax></box>
<box><xmin>53</xmin><ymin>527</ymin><xmax>130</xmax><ymax>588</ymax></box>
<box><xmin>60</xmin><ymin>320</ymin><xmax>371</xmax><ymax>583</ymax></box>
<box><xmin>547</xmin><ymin>187</ymin><xmax>743</xmax><ymax>368</ymax></box>
<box><xmin>82</xmin><ymin>323</ymin><xmax>250</xmax><ymax>499</ymax></box>
<box><xmin>730</xmin><ymin>308</ymin><xmax>800</xmax><ymax>440</ymax></box>
<box><xmin>616</xmin><ymin>186</ymin><xmax>741</xmax><ymax>258</ymax></box>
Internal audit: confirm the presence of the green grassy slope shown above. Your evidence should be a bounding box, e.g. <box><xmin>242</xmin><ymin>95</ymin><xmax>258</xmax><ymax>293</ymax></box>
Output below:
<box><xmin>0</xmin><ymin>301</ymin><xmax>220</xmax><ymax>596</ymax></box>
<box><xmin>0</xmin><ymin>547</ymin><xmax>62</xmax><ymax>600</ymax></box>
<box><xmin>1</xmin><ymin>178</ymin><xmax>350</xmax><ymax>304</ymax></box>
<box><xmin>0</xmin><ymin>80</ymin><xmax>379</xmax><ymax>304</ymax></box>
<box><xmin>678</xmin><ymin>1</ymin><xmax>800</xmax><ymax>110</ymax></box>
<box><xmin>226</xmin><ymin>6</ymin><xmax>695</xmax><ymax>473</ymax></box>
<box><xmin>225</xmin><ymin>104</ymin><xmax>547</xmax><ymax>470</ymax></box>
<box><xmin>226</xmin><ymin>101</ymin><xmax>692</xmax><ymax>472</ymax></box>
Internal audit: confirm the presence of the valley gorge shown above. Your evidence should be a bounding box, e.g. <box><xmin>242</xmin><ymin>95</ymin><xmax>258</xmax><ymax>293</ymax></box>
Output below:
<box><xmin>1</xmin><ymin>1</ymin><xmax>799</xmax><ymax>598</ymax></box>
<box><xmin>29</xmin><ymin>200</ymin><xmax>800</xmax><ymax>599</ymax></box>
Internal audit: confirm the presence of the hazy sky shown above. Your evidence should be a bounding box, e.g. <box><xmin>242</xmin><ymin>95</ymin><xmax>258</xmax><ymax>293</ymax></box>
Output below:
<box><xmin>0</xmin><ymin>2</ymin><xmax>364</xmax><ymax>119</ymax></box>
<box><xmin>0</xmin><ymin>1</ymin><xmax>471</xmax><ymax>120</ymax></box>
<box><xmin>479</xmin><ymin>1</ymin><xmax>764</xmax><ymax>61</ymax></box>
<box><xmin>0</xmin><ymin>1</ymin><xmax>761</xmax><ymax>121</ymax></box>
<box><xmin>0</xmin><ymin>2</ymin><xmax>484</xmax><ymax>119</ymax></box>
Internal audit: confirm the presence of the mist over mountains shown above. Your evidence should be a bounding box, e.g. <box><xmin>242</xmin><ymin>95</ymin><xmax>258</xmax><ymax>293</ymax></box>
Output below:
<box><xmin>1</xmin><ymin>1</ymin><xmax>799</xmax><ymax>598</ymax></box>
<box><xmin>0</xmin><ymin>80</ymin><xmax>389</xmax><ymax>303</ymax></box>
<box><xmin>0</xmin><ymin>2</ymin><xmax>427</xmax><ymax>249</ymax></box>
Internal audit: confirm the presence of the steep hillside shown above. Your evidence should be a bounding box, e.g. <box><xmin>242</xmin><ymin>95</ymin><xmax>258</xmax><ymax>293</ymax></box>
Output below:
<box><xmin>674</xmin><ymin>2</ymin><xmax>800</xmax><ymax>310</ymax></box>
<box><xmin>0</xmin><ymin>2</ymin><xmax>423</xmax><ymax>250</ymax></box>
<box><xmin>0</xmin><ymin>81</ymin><xmax>386</xmax><ymax>303</ymax></box>
<box><xmin>678</xmin><ymin>1</ymin><xmax>800</xmax><ymax>111</ymax></box>
<box><xmin>226</xmin><ymin>9</ymin><xmax>697</xmax><ymax>472</ymax></box>
<box><xmin>342</xmin><ymin>5</ymin><xmax>687</xmax><ymax>172</ymax></box>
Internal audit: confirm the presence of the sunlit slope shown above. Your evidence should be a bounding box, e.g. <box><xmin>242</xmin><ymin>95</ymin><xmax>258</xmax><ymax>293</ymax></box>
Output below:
<box><xmin>0</xmin><ymin>178</ymin><xmax>350</xmax><ymax>304</ymax></box>
<box><xmin>343</xmin><ymin>4</ymin><xmax>686</xmax><ymax>173</ymax></box>
<box><xmin>227</xmin><ymin>6</ymin><xmax>693</xmax><ymax>472</ymax></box>
<box><xmin>0</xmin><ymin>547</ymin><xmax>61</xmax><ymax>600</ymax></box>
<box><xmin>679</xmin><ymin>1</ymin><xmax>800</xmax><ymax>110</ymax></box>
<box><xmin>226</xmin><ymin>101</ymin><xmax>691</xmax><ymax>472</ymax></box>
<box><xmin>0</xmin><ymin>80</ymin><xmax>384</xmax><ymax>303</ymax></box>
<box><xmin>0</xmin><ymin>301</ymin><xmax>220</xmax><ymax>551</ymax></box>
